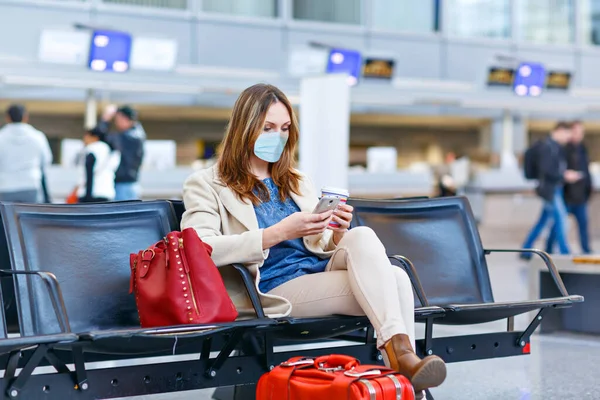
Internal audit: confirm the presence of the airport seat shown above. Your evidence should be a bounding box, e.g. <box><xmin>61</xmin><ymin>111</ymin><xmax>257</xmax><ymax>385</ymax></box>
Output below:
<box><xmin>0</xmin><ymin>200</ymin><xmax>394</xmax><ymax>353</ymax></box>
<box><xmin>0</xmin><ymin>200</ymin><xmax>404</xmax><ymax>398</ymax></box>
<box><xmin>349</xmin><ymin>196</ymin><xmax>584</xmax><ymax>325</ymax></box>
<box><xmin>0</xmin><ymin>200</ymin><xmax>144</xmax><ymax>335</ymax></box>
<box><xmin>0</xmin><ymin>197</ymin><xmax>580</xmax><ymax>400</ymax></box>
<box><xmin>0</xmin><ymin>201</ymin><xmax>273</xmax><ymax>356</ymax></box>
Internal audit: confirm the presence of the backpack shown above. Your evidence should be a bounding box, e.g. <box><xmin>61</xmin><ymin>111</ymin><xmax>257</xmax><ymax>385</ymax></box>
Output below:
<box><xmin>523</xmin><ymin>140</ymin><xmax>543</xmax><ymax>180</ymax></box>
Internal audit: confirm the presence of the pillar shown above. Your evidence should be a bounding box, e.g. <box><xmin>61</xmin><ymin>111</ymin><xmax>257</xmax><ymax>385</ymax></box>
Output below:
<box><xmin>84</xmin><ymin>89</ymin><xmax>97</xmax><ymax>130</ymax></box>
<box><xmin>512</xmin><ymin>115</ymin><xmax>528</xmax><ymax>153</ymax></box>
<box><xmin>490</xmin><ymin>110</ymin><xmax>527</xmax><ymax>170</ymax></box>
<box><xmin>299</xmin><ymin>74</ymin><xmax>351</xmax><ymax>192</ymax></box>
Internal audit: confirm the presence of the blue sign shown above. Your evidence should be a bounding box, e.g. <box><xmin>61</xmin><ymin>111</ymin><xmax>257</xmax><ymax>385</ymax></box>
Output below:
<box><xmin>88</xmin><ymin>30</ymin><xmax>132</xmax><ymax>73</ymax></box>
<box><xmin>513</xmin><ymin>62</ymin><xmax>546</xmax><ymax>97</ymax></box>
<box><xmin>326</xmin><ymin>48</ymin><xmax>362</xmax><ymax>86</ymax></box>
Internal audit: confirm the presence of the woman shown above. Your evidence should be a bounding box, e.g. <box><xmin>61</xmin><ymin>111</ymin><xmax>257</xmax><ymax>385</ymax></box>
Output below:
<box><xmin>181</xmin><ymin>84</ymin><xmax>446</xmax><ymax>393</ymax></box>
<box><xmin>76</xmin><ymin>127</ymin><xmax>120</xmax><ymax>203</ymax></box>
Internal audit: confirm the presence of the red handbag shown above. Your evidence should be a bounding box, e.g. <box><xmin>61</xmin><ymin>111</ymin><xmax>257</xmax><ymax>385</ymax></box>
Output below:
<box><xmin>257</xmin><ymin>354</ymin><xmax>415</xmax><ymax>400</ymax></box>
<box><xmin>129</xmin><ymin>227</ymin><xmax>238</xmax><ymax>328</ymax></box>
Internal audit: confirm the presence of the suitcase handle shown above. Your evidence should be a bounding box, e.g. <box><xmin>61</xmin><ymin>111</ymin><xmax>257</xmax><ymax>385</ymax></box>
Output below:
<box><xmin>314</xmin><ymin>354</ymin><xmax>359</xmax><ymax>371</ymax></box>
<box><xmin>343</xmin><ymin>368</ymin><xmax>383</xmax><ymax>378</ymax></box>
<box><xmin>280</xmin><ymin>358</ymin><xmax>315</xmax><ymax>367</ymax></box>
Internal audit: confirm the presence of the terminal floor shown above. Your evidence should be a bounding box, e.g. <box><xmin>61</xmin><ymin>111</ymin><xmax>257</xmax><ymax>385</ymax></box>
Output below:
<box><xmin>108</xmin><ymin>228</ymin><xmax>598</xmax><ymax>399</ymax></box>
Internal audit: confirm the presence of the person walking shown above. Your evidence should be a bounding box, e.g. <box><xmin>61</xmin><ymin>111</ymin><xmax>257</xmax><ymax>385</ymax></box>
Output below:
<box><xmin>545</xmin><ymin>120</ymin><xmax>593</xmax><ymax>254</ymax></box>
<box><xmin>97</xmin><ymin>105</ymin><xmax>145</xmax><ymax>201</ymax></box>
<box><xmin>521</xmin><ymin>121</ymin><xmax>582</xmax><ymax>259</ymax></box>
<box><xmin>0</xmin><ymin>104</ymin><xmax>52</xmax><ymax>203</ymax></box>
<box><xmin>435</xmin><ymin>152</ymin><xmax>457</xmax><ymax>197</ymax></box>
<box><xmin>75</xmin><ymin>127</ymin><xmax>121</xmax><ymax>203</ymax></box>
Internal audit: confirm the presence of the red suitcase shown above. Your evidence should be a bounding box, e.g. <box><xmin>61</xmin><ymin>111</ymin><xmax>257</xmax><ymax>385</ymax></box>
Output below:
<box><xmin>257</xmin><ymin>354</ymin><xmax>415</xmax><ymax>400</ymax></box>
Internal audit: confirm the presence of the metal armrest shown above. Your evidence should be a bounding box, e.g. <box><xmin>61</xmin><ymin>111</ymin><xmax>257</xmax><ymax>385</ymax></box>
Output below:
<box><xmin>388</xmin><ymin>255</ymin><xmax>430</xmax><ymax>307</ymax></box>
<box><xmin>484</xmin><ymin>248</ymin><xmax>569</xmax><ymax>297</ymax></box>
<box><xmin>231</xmin><ymin>264</ymin><xmax>266</xmax><ymax>319</ymax></box>
<box><xmin>0</xmin><ymin>269</ymin><xmax>71</xmax><ymax>333</ymax></box>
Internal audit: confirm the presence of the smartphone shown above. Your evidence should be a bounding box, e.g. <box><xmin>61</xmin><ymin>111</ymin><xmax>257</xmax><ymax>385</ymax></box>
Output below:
<box><xmin>312</xmin><ymin>197</ymin><xmax>340</xmax><ymax>214</ymax></box>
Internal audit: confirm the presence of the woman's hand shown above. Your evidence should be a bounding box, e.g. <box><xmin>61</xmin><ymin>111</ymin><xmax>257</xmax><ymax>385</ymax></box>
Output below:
<box><xmin>263</xmin><ymin>210</ymin><xmax>333</xmax><ymax>249</ymax></box>
<box><xmin>330</xmin><ymin>204</ymin><xmax>354</xmax><ymax>245</ymax></box>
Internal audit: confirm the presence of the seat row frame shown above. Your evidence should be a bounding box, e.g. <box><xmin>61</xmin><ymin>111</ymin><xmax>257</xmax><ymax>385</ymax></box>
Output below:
<box><xmin>0</xmin><ymin>198</ymin><xmax>582</xmax><ymax>400</ymax></box>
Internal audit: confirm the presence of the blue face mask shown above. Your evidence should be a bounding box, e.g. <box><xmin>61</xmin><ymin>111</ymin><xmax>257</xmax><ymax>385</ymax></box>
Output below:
<box><xmin>253</xmin><ymin>132</ymin><xmax>288</xmax><ymax>163</ymax></box>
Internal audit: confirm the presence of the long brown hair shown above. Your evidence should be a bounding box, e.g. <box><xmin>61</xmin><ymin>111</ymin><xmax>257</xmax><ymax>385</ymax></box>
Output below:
<box><xmin>217</xmin><ymin>84</ymin><xmax>301</xmax><ymax>205</ymax></box>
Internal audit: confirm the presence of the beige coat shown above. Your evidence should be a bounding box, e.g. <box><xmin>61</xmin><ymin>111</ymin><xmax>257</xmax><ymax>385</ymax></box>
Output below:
<box><xmin>181</xmin><ymin>166</ymin><xmax>336</xmax><ymax>318</ymax></box>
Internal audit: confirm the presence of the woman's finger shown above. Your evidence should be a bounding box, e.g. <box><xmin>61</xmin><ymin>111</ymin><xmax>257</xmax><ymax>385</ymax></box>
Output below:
<box><xmin>308</xmin><ymin>220</ymin><xmax>330</xmax><ymax>232</ymax></box>
<box><xmin>334</xmin><ymin>210</ymin><xmax>353</xmax><ymax>221</ymax></box>
<box><xmin>308</xmin><ymin>211</ymin><xmax>331</xmax><ymax>223</ymax></box>
<box><xmin>320</xmin><ymin>218</ymin><xmax>333</xmax><ymax>229</ymax></box>
<box><xmin>331</xmin><ymin>215</ymin><xmax>349</xmax><ymax>229</ymax></box>
<box><xmin>307</xmin><ymin>226</ymin><xmax>327</xmax><ymax>236</ymax></box>
<box><xmin>338</xmin><ymin>204</ymin><xmax>354</xmax><ymax>213</ymax></box>
<box><xmin>315</xmin><ymin>210</ymin><xmax>334</xmax><ymax>222</ymax></box>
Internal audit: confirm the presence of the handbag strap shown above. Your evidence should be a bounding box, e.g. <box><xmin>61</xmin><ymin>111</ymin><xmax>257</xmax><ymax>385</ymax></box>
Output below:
<box><xmin>139</xmin><ymin>249</ymin><xmax>156</xmax><ymax>278</ymax></box>
<box><xmin>129</xmin><ymin>241</ymin><xmax>162</xmax><ymax>294</ymax></box>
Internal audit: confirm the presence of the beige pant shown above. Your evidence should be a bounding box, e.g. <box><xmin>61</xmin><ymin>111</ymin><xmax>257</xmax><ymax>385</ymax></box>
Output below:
<box><xmin>268</xmin><ymin>226</ymin><xmax>415</xmax><ymax>348</ymax></box>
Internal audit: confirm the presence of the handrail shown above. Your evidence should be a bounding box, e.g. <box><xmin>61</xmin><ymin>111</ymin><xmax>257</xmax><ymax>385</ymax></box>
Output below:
<box><xmin>484</xmin><ymin>248</ymin><xmax>569</xmax><ymax>297</ymax></box>
<box><xmin>388</xmin><ymin>255</ymin><xmax>430</xmax><ymax>307</ymax></box>
<box><xmin>0</xmin><ymin>269</ymin><xmax>71</xmax><ymax>333</ymax></box>
<box><xmin>232</xmin><ymin>264</ymin><xmax>266</xmax><ymax>319</ymax></box>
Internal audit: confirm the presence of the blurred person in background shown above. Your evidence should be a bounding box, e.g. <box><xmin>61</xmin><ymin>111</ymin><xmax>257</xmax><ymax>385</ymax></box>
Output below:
<box><xmin>0</xmin><ymin>104</ymin><xmax>52</xmax><ymax>203</ymax></box>
<box><xmin>97</xmin><ymin>105</ymin><xmax>145</xmax><ymax>200</ymax></box>
<box><xmin>40</xmin><ymin>171</ymin><xmax>52</xmax><ymax>203</ymax></box>
<box><xmin>436</xmin><ymin>152</ymin><xmax>457</xmax><ymax>197</ymax></box>
<box><xmin>521</xmin><ymin>122</ymin><xmax>582</xmax><ymax>259</ymax></box>
<box><xmin>545</xmin><ymin>120</ymin><xmax>593</xmax><ymax>254</ymax></box>
<box><xmin>76</xmin><ymin>127</ymin><xmax>121</xmax><ymax>203</ymax></box>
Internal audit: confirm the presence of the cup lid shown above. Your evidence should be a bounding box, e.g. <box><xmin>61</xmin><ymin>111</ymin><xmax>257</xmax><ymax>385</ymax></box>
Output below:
<box><xmin>321</xmin><ymin>186</ymin><xmax>349</xmax><ymax>196</ymax></box>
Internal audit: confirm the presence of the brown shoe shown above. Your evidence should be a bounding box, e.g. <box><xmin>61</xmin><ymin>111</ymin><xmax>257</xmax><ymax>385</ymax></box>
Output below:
<box><xmin>382</xmin><ymin>334</ymin><xmax>447</xmax><ymax>392</ymax></box>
